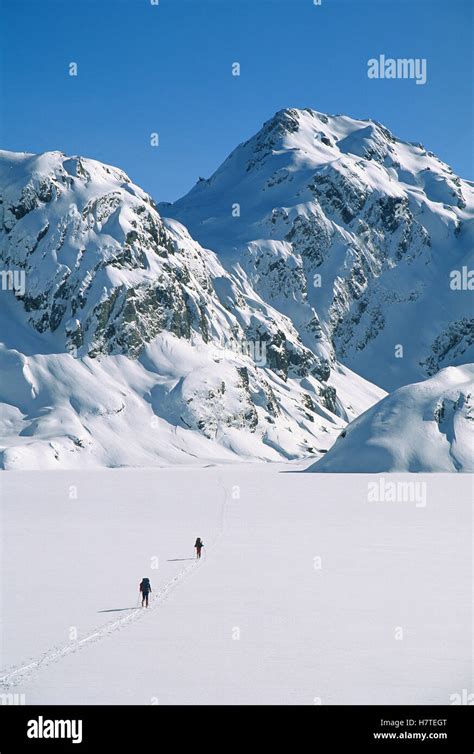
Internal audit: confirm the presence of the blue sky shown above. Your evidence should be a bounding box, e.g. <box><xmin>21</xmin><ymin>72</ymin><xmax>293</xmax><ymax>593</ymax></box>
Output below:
<box><xmin>1</xmin><ymin>0</ymin><xmax>472</xmax><ymax>202</ymax></box>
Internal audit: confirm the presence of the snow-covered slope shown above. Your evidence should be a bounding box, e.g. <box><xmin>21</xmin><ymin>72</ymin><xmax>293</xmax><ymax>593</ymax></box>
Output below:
<box><xmin>0</xmin><ymin>149</ymin><xmax>384</xmax><ymax>469</ymax></box>
<box><xmin>162</xmin><ymin>108</ymin><xmax>474</xmax><ymax>391</ymax></box>
<box><xmin>308</xmin><ymin>365</ymin><xmax>474</xmax><ymax>473</ymax></box>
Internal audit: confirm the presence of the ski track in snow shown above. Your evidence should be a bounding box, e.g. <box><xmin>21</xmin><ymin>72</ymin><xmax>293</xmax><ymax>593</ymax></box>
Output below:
<box><xmin>0</xmin><ymin>479</ymin><xmax>229</xmax><ymax>690</ymax></box>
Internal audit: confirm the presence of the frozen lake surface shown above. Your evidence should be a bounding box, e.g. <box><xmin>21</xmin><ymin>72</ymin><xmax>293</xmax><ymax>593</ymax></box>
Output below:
<box><xmin>0</xmin><ymin>466</ymin><xmax>471</xmax><ymax>705</ymax></box>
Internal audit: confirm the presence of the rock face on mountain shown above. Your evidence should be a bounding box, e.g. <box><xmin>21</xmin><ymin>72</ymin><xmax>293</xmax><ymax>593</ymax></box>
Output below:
<box><xmin>308</xmin><ymin>365</ymin><xmax>474</xmax><ymax>473</ymax></box>
<box><xmin>0</xmin><ymin>150</ymin><xmax>337</xmax><ymax>376</ymax></box>
<box><xmin>162</xmin><ymin>108</ymin><xmax>474</xmax><ymax>392</ymax></box>
<box><xmin>0</xmin><ymin>152</ymin><xmax>227</xmax><ymax>359</ymax></box>
<box><xmin>0</xmin><ymin>149</ymin><xmax>384</xmax><ymax>469</ymax></box>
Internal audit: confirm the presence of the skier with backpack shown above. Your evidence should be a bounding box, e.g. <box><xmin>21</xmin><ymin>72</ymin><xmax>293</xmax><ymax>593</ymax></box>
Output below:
<box><xmin>139</xmin><ymin>577</ymin><xmax>152</xmax><ymax>607</ymax></box>
<box><xmin>195</xmin><ymin>537</ymin><xmax>204</xmax><ymax>559</ymax></box>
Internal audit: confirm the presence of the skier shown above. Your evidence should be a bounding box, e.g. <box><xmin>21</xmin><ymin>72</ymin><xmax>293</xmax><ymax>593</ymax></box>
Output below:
<box><xmin>195</xmin><ymin>537</ymin><xmax>204</xmax><ymax>559</ymax></box>
<box><xmin>139</xmin><ymin>577</ymin><xmax>152</xmax><ymax>607</ymax></box>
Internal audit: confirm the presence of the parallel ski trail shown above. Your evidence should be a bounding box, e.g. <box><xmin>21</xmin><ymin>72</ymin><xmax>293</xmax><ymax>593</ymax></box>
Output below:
<box><xmin>0</xmin><ymin>479</ymin><xmax>229</xmax><ymax>689</ymax></box>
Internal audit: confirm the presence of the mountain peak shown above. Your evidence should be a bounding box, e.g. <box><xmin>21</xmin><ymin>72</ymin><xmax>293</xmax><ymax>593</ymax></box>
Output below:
<box><xmin>248</xmin><ymin>107</ymin><xmax>326</xmax><ymax>153</ymax></box>
<box><xmin>163</xmin><ymin>109</ymin><xmax>473</xmax><ymax>392</ymax></box>
<box><xmin>261</xmin><ymin>107</ymin><xmax>305</xmax><ymax>135</ymax></box>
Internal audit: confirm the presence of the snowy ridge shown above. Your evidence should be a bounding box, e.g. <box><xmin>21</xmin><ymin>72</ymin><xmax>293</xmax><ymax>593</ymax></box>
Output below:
<box><xmin>309</xmin><ymin>365</ymin><xmax>474</xmax><ymax>473</ymax></box>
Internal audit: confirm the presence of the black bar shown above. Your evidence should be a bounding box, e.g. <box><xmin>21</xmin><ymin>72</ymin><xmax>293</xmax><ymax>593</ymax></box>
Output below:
<box><xmin>0</xmin><ymin>705</ymin><xmax>472</xmax><ymax>751</ymax></box>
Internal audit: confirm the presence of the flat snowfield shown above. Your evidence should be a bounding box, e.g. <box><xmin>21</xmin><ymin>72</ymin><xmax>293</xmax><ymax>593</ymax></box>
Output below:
<box><xmin>0</xmin><ymin>466</ymin><xmax>472</xmax><ymax>705</ymax></box>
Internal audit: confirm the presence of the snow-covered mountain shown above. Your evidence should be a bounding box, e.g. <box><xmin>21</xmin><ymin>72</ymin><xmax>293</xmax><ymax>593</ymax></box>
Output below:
<box><xmin>308</xmin><ymin>365</ymin><xmax>474</xmax><ymax>473</ymax></box>
<box><xmin>0</xmin><ymin>149</ymin><xmax>383</xmax><ymax>469</ymax></box>
<box><xmin>162</xmin><ymin>107</ymin><xmax>474</xmax><ymax>392</ymax></box>
<box><xmin>1</xmin><ymin>106</ymin><xmax>472</xmax><ymax>470</ymax></box>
